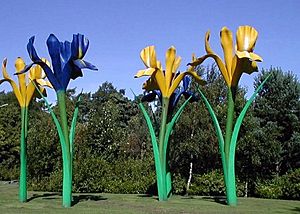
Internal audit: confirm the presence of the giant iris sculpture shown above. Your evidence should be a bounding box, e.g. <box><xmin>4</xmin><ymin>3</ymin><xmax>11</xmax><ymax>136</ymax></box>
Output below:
<box><xmin>19</xmin><ymin>34</ymin><xmax>97</xmax><ymax>207</ymax></box>
<box><xmin>189</xmin><ymin>26</ymin><xmax>271</xmax><ymax>206</ymax></box>
<box><xmin>135</xmin><ymin>46</ymin><xmax>205</xmax><ymax>201</ymax></box>
<box><xmin>0</xmin><ymin>58</ymin><xmax>51</xmax><ymax>202</ymax></box>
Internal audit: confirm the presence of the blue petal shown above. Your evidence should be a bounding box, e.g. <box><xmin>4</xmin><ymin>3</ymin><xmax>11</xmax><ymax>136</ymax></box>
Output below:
<box><xmin>27</xmin><ymin>36</ymin><xmax>41</xmax><ymax>61</ymax></box>
<box><xmin>73</xmin><ymin>59</ymin><xmax>98</xmax><ymax>70</ymax></box>
<box><xmin>60</xmin><ymin>41</ymin><xmax>72</xmax><ymax>64</ymax></box>
<box><xmin>71</xmin><ymin>34</ymin><xmax>89</xmax><ymax>59</ymax></box>
<box><xmin>46</xmin><ymin>34</ymin><xmax>62</xmax><ymax>78</ymax></box>
<box><xmin>141</xmin><ymin>90</ymin><xmax>161</xmax><ymax>103</ymax></box>
<box><xmin>182</xmin><ymin>76</ymin><xmax>191</xmax><ymax>91</ymax></box>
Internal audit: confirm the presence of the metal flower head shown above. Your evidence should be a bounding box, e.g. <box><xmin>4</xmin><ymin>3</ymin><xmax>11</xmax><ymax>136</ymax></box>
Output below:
<box><xmin>142</xmin><ymin>76</ymin><xmax>198</xmax><ymax>115</ymax></box>
<box><xmin>0</xmin><ymin>57</ymin><xmax>51</xmax><ymax>107</ymax></box>
<box><xmin>22</xmin><ymin>34</ymin><xmax>97</xmax><ymax>91</ymax></box>
<box><xmin>189</xmin><ymin>26</ymin><xmax>262</xmax><ymax>87</ymax></box>
<box><xmin>135</xmin><ymin>46</ymin><xmax>205</xmax><ymax>98</ymax></box>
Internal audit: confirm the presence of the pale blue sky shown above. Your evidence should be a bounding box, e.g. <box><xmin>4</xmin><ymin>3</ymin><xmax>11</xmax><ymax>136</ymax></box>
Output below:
<box><xmin>0</xmin><ymin>0</ymin><xmax>299</xmax><ymax>102</ymax></box>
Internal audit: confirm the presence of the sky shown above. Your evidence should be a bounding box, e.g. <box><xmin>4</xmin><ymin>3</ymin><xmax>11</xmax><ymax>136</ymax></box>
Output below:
<box><xmin>0</xmin><ymin>0</ymin><xmax>299</xmax><ymax>103</ymax></box>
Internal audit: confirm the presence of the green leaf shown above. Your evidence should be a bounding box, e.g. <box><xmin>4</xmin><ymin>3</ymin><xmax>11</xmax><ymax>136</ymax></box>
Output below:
<box><xmin>229</xmin><ymin>73</ymin><xmax>272</xmax><ymax>160</ymax></box>
<box><xmin>69</xmin><ymin>93</ymin><xmax>81</xmax><ymax>159</ymax></box>
<box><xmin>31</xmin><ymin>81</ymin><xmax>66</xmax><ymax>155</ymax></box>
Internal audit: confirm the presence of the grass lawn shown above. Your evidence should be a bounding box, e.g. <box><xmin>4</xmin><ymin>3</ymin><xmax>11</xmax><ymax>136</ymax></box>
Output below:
<box><xmin>0</xmin><ymin>183</ymin><xmax>299</xmax><ymax>214</ymax></box>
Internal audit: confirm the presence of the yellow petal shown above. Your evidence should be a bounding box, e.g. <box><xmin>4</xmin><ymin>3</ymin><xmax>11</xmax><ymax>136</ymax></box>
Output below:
<box><xmin>15</xmin><ymin>57</ymin><xmax>26</xmax><ymax>99</ymax></box>
<box><xmin>142</xmin><ymin>76</ymin><xmax>159</xmax><ymax>91</ymax></box>
<box><xmin>25</xmin><ymin>81</ymin><xmax>35</xmax><ymax>106</ymax></box>
<box><xmin>236</xmin><ymin>51</ymin><xmax>263</xmax><ymax>62</ymax></box>
<box><xmin>1</xmin><ymin>59</ymin><xmax>24</xmax><ymax>106</ymax></box>
<box><xmin>140</xmin><ymin>46</ymin><xmax>157</xmax><ymax>68</ymax></box>
<box><xmin>134</xmin><ymin>68</ymin><xmax>156</xmax><ymax>78</ymax></box>
<box><xmin>236</xmin><ymin>26</ymin><xmax>258</xmax><ymax>52</ymax></box>
<box><xmin>36</xmin><ymin>79</ymin><xmax>53</xmax><ymax>88</ymax></box>
<box><xmin>168</xmin><ymin>71</ymin><xmax>206</xmax><ymax>97</ymax></box>
<box><xmin>220</xmin><ymin>27</ymin><xmax>234</xmax><ymax>79</ymax></box>
<box><xmin>165</xmin><ymin>46</ymin><xmax>181</xmax><ymax>91</ymax></box>
<box><xmin>155</xmin><ymin>69</ymin><xmax>167</xmax><ymax>97</ymax></box>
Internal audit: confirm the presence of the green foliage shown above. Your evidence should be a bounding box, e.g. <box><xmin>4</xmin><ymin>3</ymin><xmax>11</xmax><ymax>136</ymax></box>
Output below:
<box><xmin>255</xmin><ymin>168</ymin><xmax>300</xmax><ymax>200</ymax></box>
<box><xmin>188</xmin><ymin>170</ymin><xmax>245</xmax><ymax>197</ymax></box>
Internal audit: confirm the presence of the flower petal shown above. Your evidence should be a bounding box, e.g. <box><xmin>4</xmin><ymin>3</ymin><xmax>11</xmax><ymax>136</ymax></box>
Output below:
<box><xmin>165</xmin><ymin>46</ymin><xmax>181</xmax><ymax>91</ymax></box>
<box><xmin>73</xmin><ymin>59</ymin><xmax>98</xmax><ymax>70</ymax></box>
<box><xmin>1</xmin><ymin>59</ymin><xmax>24</xmax><ymax>106</ymax></box>
<box><xmin>71</xmin><ymin>34</ymin><xmax>89</xmax><ymax>59</ymax></box>
<box><xmin>15</xmin><ymin>58</ymin><xmax>26</xmax><ymax>100</ymax></box>
<box><xmin>46</xmin><ymin>34</ymin><xmax>62</xmax><ymax>78</ymax></box>
<box><xmin>220</xmin><ymin>27</ymin><xmax>234</xmax><ymax>79</ymax></box>
<box><xmin>134</xmin><ymin>68</ymin><xmax>156</xmax><ymax>78</ymax></box>
<box><xmin>140</xmin><ymin>46</ymin><xmax>157</xmax><ymax>68</ymax></box>
<box><xmin>236</xmin><ymin>26</ymin><xmax>258</xmax><ymax>52</ymax></box>
<box><xmin>168</xmin><ymin>70</ymin><xmax>206</xmax><ymax>97</ymax></box>
<box><xmin>27</xmin><ymin>36</ymin><xmax>41</xmax><ymax>61</ymax></box>
<box><xmin>142</xmin><ymin>76</ymin><xmax>159</xmax><ymax>91</ymax></box>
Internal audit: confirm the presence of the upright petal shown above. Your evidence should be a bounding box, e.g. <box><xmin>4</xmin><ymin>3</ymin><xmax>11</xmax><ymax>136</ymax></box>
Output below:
<box><xmin>165</xmin><ymin>46</ymin><xmax>181</xmax><ymax>92</ymax></box>
<box><xmin>15</xmin><ymin>58</ymin><xmax>26</xmax><ymax>99</ymax></box>
<box><xmin>71</xmin><ymin>34</ymin><xmax>89</xmax><ymax>59</ymax></box>
<box><xmin>47</xmin><ymin>34</ymin><xmax>62</xmax><ymax>78</ymax></box>
<box><xmin>60</xmin><ymin>41</ymin><xmax>72</xmax><ymax>65</ymax></box>
<box><xmin>220</xmin><ymin>27</ymin><xmax>234</xmax><ymax>79</ymax></box>
<box><xmin>140</xmin><ymin>46</ymin><xmax>157</xmax><ymax>68</ymax></box>
<box><xmin>236</xmin><ymin>26</ymin><xmax>258</xmax><ymax>52</ymax></box>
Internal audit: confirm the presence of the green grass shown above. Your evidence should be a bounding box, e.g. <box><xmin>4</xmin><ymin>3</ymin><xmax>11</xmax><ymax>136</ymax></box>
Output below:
<box><xmin>0</xmin><ymin>183</ymin><xmax>299</xmax><ymax>214</ymax></box>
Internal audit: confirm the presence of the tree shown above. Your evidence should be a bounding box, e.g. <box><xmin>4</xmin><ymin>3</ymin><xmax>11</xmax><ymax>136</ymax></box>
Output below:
<box><xmin>253</xmin><ymin>68</ymin><xmax>300</xmax><ymax>175</ymax></box>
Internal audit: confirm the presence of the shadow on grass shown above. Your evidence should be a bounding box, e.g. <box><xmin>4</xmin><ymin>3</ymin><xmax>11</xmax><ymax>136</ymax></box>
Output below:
<box><xmin>290</xmin><ymin>207</ymin><xmax>300</xmax><ymax>212</ymax></box>
<box><xmin>72</xmin><ymin>194</ymin><xmax>107</xmax><ymax>206</ymax></box>
<box><xmin>27</xmin><ymin>193</ymin><xmax>61</xmax><ymax>202</ymax></box>
<box><xmin>181</xmin><ymin>196</ymin><xmax>227</xmax><ymax>205</ymax></box>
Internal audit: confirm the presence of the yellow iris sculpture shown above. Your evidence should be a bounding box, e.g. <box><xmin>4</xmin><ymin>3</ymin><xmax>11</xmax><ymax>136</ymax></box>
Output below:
<box><xmin>189</xmin><ymin>26</ymin><xmax>270</xmax><ymax>206</ymax></box>
<box><xmin>135</xmin><ymin>46</ymin><xmax>205</xmax><ymax>201</ymax></box>
<box><xmin>0</xmin><ymin>58</ymin><xmax>51</xmax><ymax>202</ymax></box>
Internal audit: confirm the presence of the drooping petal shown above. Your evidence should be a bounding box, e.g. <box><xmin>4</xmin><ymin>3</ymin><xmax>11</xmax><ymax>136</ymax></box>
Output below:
<box><xmin>220</xmin><ymin>27</ymin><xmax>234</xmax><ymax>79</ymax></box>
<box><xmin>20</xmin><ymin>61</ymin><xmax>61</xmax><ymax>91</ymax></box>
<box><xmin>236</xmin><ymin>26</ymin><xmax>258</xmax><ymax>52</ymax></box>
<box><xmin>27</xmin><ymin>37</ymin><xmax>41</xmax><ymax>61</ymax></box>
<box><xmin>73</xmin><ymin>59</ymin><xmax>98</xmax><ymax>70</ymax></box>
<box><xmin>140</xmin><ymin>46</ymin><xmax>157</xmax><ymax>68</ymax></box>
<box><xmin>167</xmin><ymin>70</ymin><xmax>206</xmax><ymax>97</ymax></box>
<box><xmin>236</xmin><ymin>51</ymin><xmax>263</xmax><ymax>62</ymax></box>
<box><xmin>15</xmin><ymin>58</ymin><xmax>26</xmax><ymax>100</ymax></box>
<box><xmin>189</xmin><ymin>53</ymin><xmax>229</xmax><ymax>86</ymax></box>
<box><xmin>142</xmin><ymin>76</ymin><xmax>159</xmax><ymax>91</ymax></box>
<box><xmin>182</xmin><ymin>75</ymin><xmax>191</xmax><ymax>91</ymax></box>
<box><xmin>1</xmin><ymin>59</ymin><xmax>24</xmax><ymax>106</ymax></box>
<box><xmin>135</xmin><ymin>68</ymin><xmax>156</xmax><ymax>78</ymax></box>
<box><xmin>141</xmin><ymin>90</ymin><xmax>161</xmax><ymax>102</ymax></box>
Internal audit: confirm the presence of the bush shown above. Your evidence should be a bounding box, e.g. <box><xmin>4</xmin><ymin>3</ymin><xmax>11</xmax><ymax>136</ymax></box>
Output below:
<box><xmin>188</xmin><ymin>170</ymin><xmax>245</xmax><ymax>196</ymax></box>
<box><xmin>255</xmin><ymin>168</ymin><xmax>300</xmax><ymax>200</ymax></box>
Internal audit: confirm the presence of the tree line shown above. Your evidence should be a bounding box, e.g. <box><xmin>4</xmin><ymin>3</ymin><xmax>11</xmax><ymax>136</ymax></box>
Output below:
<box><xmin>0</xmin><ymin>67</ymin><xmax>299</xmax><ymax>199</ymax></box>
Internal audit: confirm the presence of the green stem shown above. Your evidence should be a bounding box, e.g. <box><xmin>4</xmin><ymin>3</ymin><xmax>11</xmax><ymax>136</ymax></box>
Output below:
<box><xmin>224</xmin><ymin>87</ymin><xmax>237</xmax><ymax>206</ymax></box>
<box><xmin>19</xmin><ymin>106</ymin><xmax>28</xmax><ymax>202</ymax></box>
<box><xmin>158</xmin><ymin>97</ymin><xmax>169</xmax><ymax>201</ymax></box>
<box><xmin>57</xmin><ymin>91</ymin><xmax>72</xmax><ymax>207</ymax></box>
